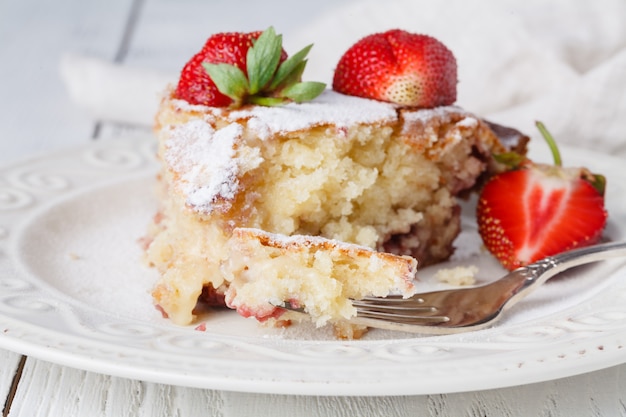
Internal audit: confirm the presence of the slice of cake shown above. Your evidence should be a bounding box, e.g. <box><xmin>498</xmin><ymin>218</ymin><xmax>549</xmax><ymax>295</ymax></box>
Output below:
<box><xmin>146</xmin><ymin>89</ymin><xmax>522</xmax><ymax>326</ymax></box>
<box><xmin>143</xmin><ymin>28</ymin><xmax>528</xmax><ymax>335</ymax></box>
<box><xmin>223</xmin><ymin>227</ymin><xmax>417</xmax><ymax>338</ymax></box>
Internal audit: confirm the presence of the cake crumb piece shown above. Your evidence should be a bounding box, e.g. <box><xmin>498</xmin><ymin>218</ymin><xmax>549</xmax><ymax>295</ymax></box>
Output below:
<box><xmin>434</xmin><ymin>265</ymin><xmax>478</xmax><ymax>286</ymax></box>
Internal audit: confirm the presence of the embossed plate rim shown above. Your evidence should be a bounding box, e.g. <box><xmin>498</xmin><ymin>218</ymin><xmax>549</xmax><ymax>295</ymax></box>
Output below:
<box><xmin>0</xmin><ymin>137</ymin><xmax>625</xmax><ymax>396</ymax></box>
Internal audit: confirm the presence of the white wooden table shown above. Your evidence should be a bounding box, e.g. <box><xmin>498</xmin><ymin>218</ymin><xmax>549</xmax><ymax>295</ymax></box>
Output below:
<box><xmin>2</xmin><ymin>0</ymin><xmax>626</xmax><ymax>415</ymax></box>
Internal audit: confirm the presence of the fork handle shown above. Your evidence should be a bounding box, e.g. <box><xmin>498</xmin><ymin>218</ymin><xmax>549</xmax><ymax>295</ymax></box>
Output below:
<box><xmin>532</xmin><ymin>241</ymin><xmax>626</xmax><ymax>280</ymax></box>
<box><xmin>511</xmin><ymin>241</ymin><xmax>626</xmax><ymax>300</ymax></box>
<box><xmin>482</xmin><ymin>241</ymin><xmax>626</xmax><ymax>320</ymax></box>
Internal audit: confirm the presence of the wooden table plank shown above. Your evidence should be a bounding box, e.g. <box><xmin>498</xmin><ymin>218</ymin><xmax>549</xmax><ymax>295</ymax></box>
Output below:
<box><xmin>5</xmin><ymin>357</ymin><xmax>626</xmax><ymax>417</ymax></box>
<box><xmin>6</xmin><ymin>359</ymin><xmax>225</xmax><ymax>417</ymax></box>
<box><xmin>0</xmin><ymin>351</ymin><xmax>23</xmax><ymax>417</ymax></box>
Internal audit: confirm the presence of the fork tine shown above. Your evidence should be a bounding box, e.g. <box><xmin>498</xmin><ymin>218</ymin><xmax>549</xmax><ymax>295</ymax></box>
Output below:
<box><xmin>360</xmin><ymin>294</ymin><xmax>414</xmax><ymax>301</ymax></box>
<box><xmin>353</xmin><ymin>297</ymin><xmax>448</xmax><ymax>323</ymax></box>
<box><xmin>274</xmin><ymin>240</ymin><xmax>626</xmax><ymax>334</ymax></box>
<box><xmin>351</xmin><ymin>300</ymin><xmax>435</xmax><ymax>313</ymax></box>
<box><xmin>357</xmin><ymin>309</ymin><xmax>450</xmax><ymax>324</ymax></box>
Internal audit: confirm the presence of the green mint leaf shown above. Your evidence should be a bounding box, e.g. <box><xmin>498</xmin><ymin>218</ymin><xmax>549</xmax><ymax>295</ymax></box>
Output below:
<box><xmin>281</xmin><ymin>81</ymin><xmax>326</xmax><ymax>103</ymax></box>
<box><xmin>270</xmin><ymin>44</ymin><xmax>313</xmax><ymax>90</ymax></box>
<box><xmin>203</xmin><ymin>62</ymin><xmax>249</xmax><ymax>103</ymax></box>
<box><xmin>247</xmin><ymin>27</ymin><xmax>283</xmax><ymax>95</ymax></box>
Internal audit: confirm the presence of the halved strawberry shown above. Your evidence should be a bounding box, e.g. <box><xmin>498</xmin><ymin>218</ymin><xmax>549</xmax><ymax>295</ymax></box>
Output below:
<box><xmin>175</xmin><ymin>27</ymin><xmax>325</xmax><ymax>108</ymax></box>
<box><xmin>332</xmin><ymin>29</ymin><xmax>457</xmax><ymax>107</ymax></box>
<box><xmin>477</xmin><ymin>122</ymin><xmax>608</xmax><ymax>270</ymax></box>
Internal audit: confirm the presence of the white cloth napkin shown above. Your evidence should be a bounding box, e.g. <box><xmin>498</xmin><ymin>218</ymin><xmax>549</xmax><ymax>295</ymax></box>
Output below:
<box><xmin>290</xmin><ymin>0</ymin><xmax>626</xmax><ymax>155</ymax></box>
<box><xmin>59</xmin><ymin>54</ymin><xmax>176</xmax><ymax>126</ymax></box>
<box><xmin>59</xmin><ymin>0</ymin><xmax>626</xmax><ymax>155</ymax></box>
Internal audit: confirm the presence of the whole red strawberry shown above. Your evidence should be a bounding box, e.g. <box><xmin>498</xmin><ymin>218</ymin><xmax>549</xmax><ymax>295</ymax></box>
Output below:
<box><xmin>477</xmin><ymin>122</ymin><xmax>608</xmax><ymax>270</ymax></box>
<box><xmin>176</xmin><ymin>31</ymin><xmax>260</xmax><ymax>107</ymax></box>
<box><xmin>175</xmin><ymin>27</ymin><xmax>325</xmax><ymax>108</ymax></box>
<box><xmin>332</xmin><ymin>29</ymin><xmax>457</xmax><ymax>107</ymax></box>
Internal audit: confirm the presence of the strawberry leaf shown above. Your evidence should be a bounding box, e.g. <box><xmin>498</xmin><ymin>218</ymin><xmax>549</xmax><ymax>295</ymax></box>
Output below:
<box><xmin>270</xmin><ymin>44</ymin><xmax>312</xmax><ymax>90</ymax></box>
<box><xmin>493</xmin><ymin>151</ymin><xmax>526</xmax><ymax>169</ymax></box>
<box><xmin>593</xmin><ymin>174</ymin><xmax>607</xmax><ymax>196</ymax></box>
<box><xmin>248</xmin><ymin>96</ymin><xmax>288</xmax><ymax>106</ymax></box>
<box><xmin>197</xmin><ymin>27</ymin><xmax>325</xmax><ymax>108</ymax></box>
<box><xmin>583</xmin><ymin>171</ymin><xmax>607</xmax><ymax>196</ymax></box>
<box><xmin>203</xmin><ymin>62</ymin><xmax>249</xmax><ymax>105</ymax></box>
<box><xmin>247</xmin><ymin>27</ymin><xmax>283</xmax><ymax>95</ymax></box>
<box><xmin>274</xmin><ymin>60</ymin><xmax>307</xmax><ymax>93</ymax></box>
<box><xmin>281</xmin><ymin>81</ymin><xmax>326</xmax><ymax>102</ymax></box>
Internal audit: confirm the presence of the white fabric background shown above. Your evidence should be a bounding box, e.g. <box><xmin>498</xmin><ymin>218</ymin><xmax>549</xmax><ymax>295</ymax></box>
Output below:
<box><xmin>61</xmin><ymin>0</ymin><xmax>626</xmax><ymax>156</ymax></box>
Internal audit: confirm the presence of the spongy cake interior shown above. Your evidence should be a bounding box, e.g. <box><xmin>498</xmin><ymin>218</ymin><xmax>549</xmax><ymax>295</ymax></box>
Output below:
<box><xmin>223</xmin><ymin>228</ymin><xmax>417</xmax><ymax>329</ymax></box>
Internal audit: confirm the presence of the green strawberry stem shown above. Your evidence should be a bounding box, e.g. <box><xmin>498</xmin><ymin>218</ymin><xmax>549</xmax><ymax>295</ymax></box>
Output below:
<box><xmin>535</xmin><ymin>121</ymin><xmax>562</xmax><ymax>167</ymax></box>
<box><xmin>535</xmin><ymin>121</ymin><xmax>607</xmax><ymax>196</ymax></box>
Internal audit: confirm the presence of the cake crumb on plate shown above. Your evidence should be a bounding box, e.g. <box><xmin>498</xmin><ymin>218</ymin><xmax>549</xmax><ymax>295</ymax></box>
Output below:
<box><xmin>434</xmin><ymin>265</ymin><xmax>478</xmax><ymax>286</ymax></box>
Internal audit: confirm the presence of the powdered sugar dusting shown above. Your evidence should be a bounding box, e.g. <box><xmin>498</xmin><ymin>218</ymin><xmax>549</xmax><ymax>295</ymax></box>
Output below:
<box><xmin>457</xmin><ymin>116</ymin><xmax>479</xmax><ymax>128</ymax></box>
<box><xmin>165</xmin><ymin>120</ymin><xmax>254</xmax><ymax>212</ymax></box>
<box><xmin>401</xmin><ymin>105</ymin><xmax>469</xmax><ymax>132</ymax></box>
<box><xmin>242</xmin><ymin>227</ymin><xmax>376</xmax><ymax>252</ymax></box>
<box><xmin>162</xmin><ymin>91</ymin><xmax>471</xmax><ymax>213</ymax></box>
<box><xmin>169</xmin><ymin>90</ymin><xmax>466</xmax><ymax>138</ymax></box>
<box><xmin>227</xmin><ymin>90</ymin><xmax>398</xmax><ymax>135</ymax></box>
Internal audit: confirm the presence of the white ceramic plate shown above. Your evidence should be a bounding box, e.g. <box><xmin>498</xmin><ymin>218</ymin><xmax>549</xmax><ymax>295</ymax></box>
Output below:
<box><xmin>1</xmin><ymin>137</ymin><xmax>625</xmax><ymax>396</ymax></box>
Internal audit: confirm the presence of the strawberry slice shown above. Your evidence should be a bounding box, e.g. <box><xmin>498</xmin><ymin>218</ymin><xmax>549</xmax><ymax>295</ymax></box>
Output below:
<box><xmin>332</xmin><ymin>29</ymin><xmax>457</xmax><ymax>107</ymax></box>
<box><xmin>175</xmin><ymin>27</ymin><xmax>325</xmax><ymax>108</ymax></box>
<box><xmin>477</xmin><ymin>122</ymin><xmax>608</xmax><ymax>270</ymax></box>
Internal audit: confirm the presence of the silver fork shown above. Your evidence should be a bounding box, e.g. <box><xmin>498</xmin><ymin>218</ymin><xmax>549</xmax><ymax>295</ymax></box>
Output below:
<box><xmin>281</xmin><ymin>241</ymin><xmax>626</xmax><ymax>334</ymax></box>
